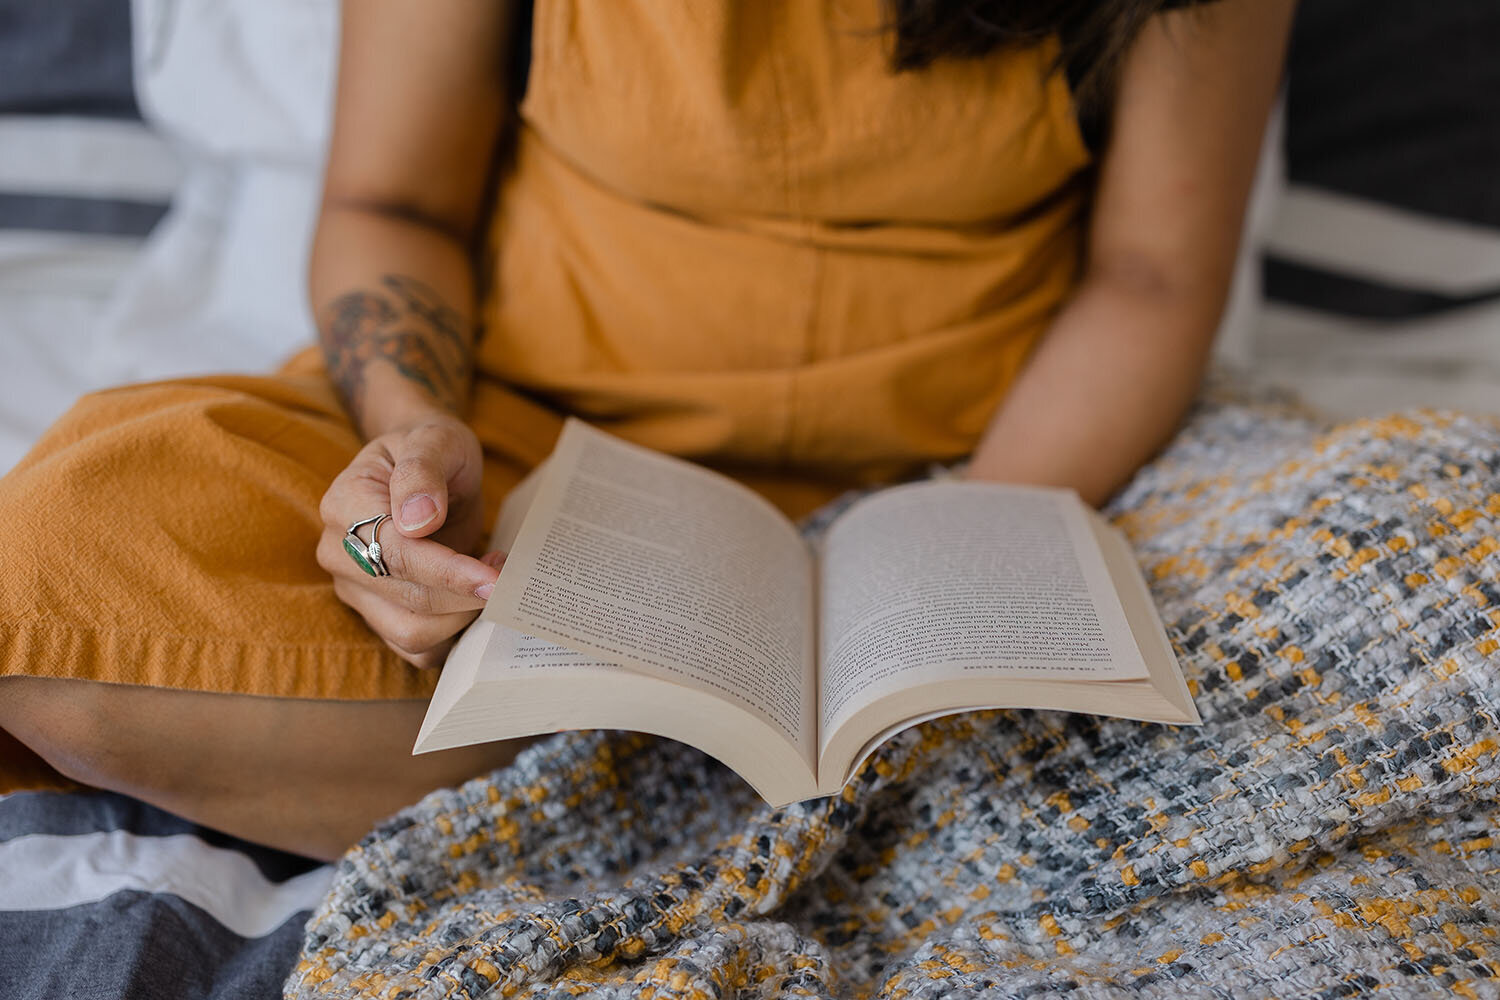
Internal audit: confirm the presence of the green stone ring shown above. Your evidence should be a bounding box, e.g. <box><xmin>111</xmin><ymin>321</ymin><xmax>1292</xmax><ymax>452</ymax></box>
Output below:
<box><xmin>343</xmin><ymin>513</ymin><xmax>392</xmax><ymax>578</ymax></box>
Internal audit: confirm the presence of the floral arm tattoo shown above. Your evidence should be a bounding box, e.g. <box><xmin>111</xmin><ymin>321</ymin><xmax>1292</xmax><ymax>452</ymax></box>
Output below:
<box><xmin>320</xmin><ymin>275</ymin><xmax>474</xmax><ymax>423</ymax></box>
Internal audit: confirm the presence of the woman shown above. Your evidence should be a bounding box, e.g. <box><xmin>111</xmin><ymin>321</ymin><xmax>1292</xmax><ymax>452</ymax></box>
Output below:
<box><xmin>0</xmin><ymin>0</ymin><xmax>1294</xmax><ymax>860</ymax></box>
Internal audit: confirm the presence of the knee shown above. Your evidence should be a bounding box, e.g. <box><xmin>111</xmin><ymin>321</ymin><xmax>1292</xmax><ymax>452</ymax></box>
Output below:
<box><xmin>0</xmin><ymin>677</ymin><xmax>144</xmax><ymax>792</ymax></box>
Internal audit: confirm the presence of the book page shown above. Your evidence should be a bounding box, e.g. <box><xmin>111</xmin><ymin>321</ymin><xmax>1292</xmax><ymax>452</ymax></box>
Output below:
<box><xmin>817</xmin><ymin>481</ymin><xmax>1146</xmax><ymax>746</ymax></box>
<box><xmin>484</xmin><ymin>420</ymin><xmax>818</xmax><ymax>765</ymax></box>
<box><xmin>415</xmin><ymin>620</ymin><xmax>624</xmax><ymax>756</ymax></box>
<box><xmin>489</xmin><ymin>460</ymin><xmax>548</xmax><ymax>553</ymax></box>
<box><xmin>480</xmin><ymin>625</ymin><xmax>624</xmax><ymax>676</ymax></box>
<box><xmin>417</xmin><ymin>619</ymin><xmax>821</xmax><ymax>804</ymax></box>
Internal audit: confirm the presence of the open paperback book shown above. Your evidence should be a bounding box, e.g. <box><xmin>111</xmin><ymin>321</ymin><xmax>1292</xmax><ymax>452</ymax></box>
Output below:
<box><xmin>416</xmin><ymin>418</ymin><xmax>1200</xmax><ymax>806</ymax></box>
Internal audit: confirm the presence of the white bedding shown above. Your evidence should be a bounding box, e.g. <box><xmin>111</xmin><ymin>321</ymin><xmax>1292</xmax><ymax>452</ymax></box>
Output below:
<box><xmin>0</xmin><ymin>0</ymin><xmax>336</xmax><ymax>473</ymax></box>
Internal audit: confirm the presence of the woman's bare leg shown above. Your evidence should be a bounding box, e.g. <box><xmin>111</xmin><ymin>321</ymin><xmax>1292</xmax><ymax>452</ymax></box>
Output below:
<box><xmin>0</xmin><ymin>675</ymin><xmax>524</xmax><ymax>861</ymax></box>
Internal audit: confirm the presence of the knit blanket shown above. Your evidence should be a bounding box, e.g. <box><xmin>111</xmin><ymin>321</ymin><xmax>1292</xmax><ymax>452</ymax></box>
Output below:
<box><xmin>285</xmin><ymin>399</ymin><xmax>1500</xmax><ymax>1000</ymax></box>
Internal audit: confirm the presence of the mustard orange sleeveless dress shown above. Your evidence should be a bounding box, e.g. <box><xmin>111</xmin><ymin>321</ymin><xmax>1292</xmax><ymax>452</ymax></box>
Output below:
<box><xmin>0</xmin><ymin>1</ymin><xmax>1091</xmax><ymax>791</ymax></box>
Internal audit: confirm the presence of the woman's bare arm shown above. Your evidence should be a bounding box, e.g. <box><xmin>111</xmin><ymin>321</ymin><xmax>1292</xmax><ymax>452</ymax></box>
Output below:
<box><xmin>966</xmin><ymin>0</ymin><xmax>1296</xmax><ymax>505</ymax></box>
<box><xmin>310</xmin><ymin>2</ymin><xmax>520</xmax><ymax>669</ymax></box>
<box><xmin>311</xmin><ymin>1</ymin><xmax>515</xmax><ymax>438</ymax></box>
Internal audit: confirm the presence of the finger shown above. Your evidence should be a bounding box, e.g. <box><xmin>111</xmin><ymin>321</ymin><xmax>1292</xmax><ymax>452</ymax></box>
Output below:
<box><xmin>388</xmin><ymin>422</ymin><xmax>476</xmax><ymax>538</ymax></box>
<box><xmin>318</xmin><ymin>443</ymin><xmax>395</xmax><ymax>532</ymax></box>
<box><xmin>391</xmin><ymin>549</ymin><xmax>504</xmax><ymax>613</ymax></box>
<box><xmin>382</xmin><ymin>533</ymin><xmax>499</xmax><ymax>601</ymax></box>
<box><xmin>333</xmin><ymin>577</ymin><xmax>477</xmax><ymax>668</ymax></box>
<box><xmin>400</xmin><ymin>646</ymin><xmax>452</xmax><ymax>671</ymax></box>
<box><xmin>317</xmin><ymin>530</ymin><xmax>497</xmax><ymax>611</ymax></box>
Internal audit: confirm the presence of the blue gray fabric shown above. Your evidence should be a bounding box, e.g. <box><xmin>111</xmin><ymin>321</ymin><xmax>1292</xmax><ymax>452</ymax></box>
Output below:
<box><xmin>1267</xmin><ymin>0</ymin><xmax>1500</xmax><ymax>318</ymax></box>
<box><xmin>0</xmin><ymin>0</ymin><xmax>171</xmax><ymax>239</ymax></box>
<box><xmin>0</xmin><ymin>791</ymin><xmax>323</xmax><ymax>1000</ymax></box>
<box><xmin>0</xmin><ymin>192</ymin><xmax>168</xmax><ymax>237</ymax></box>
<box><xmin>0</xmin><ymin>0</ymin><xmax>138</xmax><ymax>117</ymax></box>
<box><xmin>1282</xmin><ymin>0</ymin><xmax>1500</xmax><ymax>229</ymax></box>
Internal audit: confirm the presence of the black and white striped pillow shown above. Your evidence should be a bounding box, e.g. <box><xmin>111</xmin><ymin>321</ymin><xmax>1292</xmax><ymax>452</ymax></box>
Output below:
<box><xmin>1264</xmin><ymin>0</ymin><xmax>1500</xmax><ymax>320</ymax></box>
<box><xmin>0</xmin><ymin>790</ymin><xmax>328</xmax><ymax>1000</ymax></box>
<box><xmin>0</xmin><ymin>0</ymin><xmax>172</xmax><ymax>241</ymax></box>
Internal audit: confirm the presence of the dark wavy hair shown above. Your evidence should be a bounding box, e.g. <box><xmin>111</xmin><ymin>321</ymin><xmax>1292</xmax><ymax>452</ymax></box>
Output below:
<box><xmin>888</xmin><ymin>0</ymin><xmax>1201</xmax><ymax>112</ymax></box>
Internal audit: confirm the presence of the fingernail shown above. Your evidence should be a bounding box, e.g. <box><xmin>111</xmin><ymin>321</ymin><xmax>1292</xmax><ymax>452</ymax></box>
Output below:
<box><xmin>474</xmin><ymin>582</ymin><xmax>494</xmax><ymax>600</ymax></box>
<box><xmin>480</xmin><ymin>551</ymin><xmax>505</xmax><ymax>569</ymax></box>
<box><xmin>399</xmin><ymin>494</ymin><xmax>437</xmax><ymax>531</ymax></box>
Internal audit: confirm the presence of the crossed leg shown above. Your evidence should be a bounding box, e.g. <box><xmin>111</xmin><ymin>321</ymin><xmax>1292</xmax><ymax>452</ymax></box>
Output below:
<box><xmin>0</xmin><ymin>373</ymin><xmax>545</xmax><ymax>859</ymax></box>
<box><xmin>0</xmin><ymin>675</ymin><xmax>524</xmax><ymax>861</ymax></box>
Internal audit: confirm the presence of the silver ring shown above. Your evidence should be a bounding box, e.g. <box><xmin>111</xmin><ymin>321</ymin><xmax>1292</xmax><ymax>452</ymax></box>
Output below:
<box><xmin>343</xmin><ymin>513</ymin><xmax>391</xmax><ymax>578</ymax></box>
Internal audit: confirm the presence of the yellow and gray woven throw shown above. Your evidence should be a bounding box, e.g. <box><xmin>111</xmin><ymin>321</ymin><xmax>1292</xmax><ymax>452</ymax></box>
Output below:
<box><xmin>286</xmin><ymin>399</ymin><xmax>1500</xmax><ymax>1000</ymax></box>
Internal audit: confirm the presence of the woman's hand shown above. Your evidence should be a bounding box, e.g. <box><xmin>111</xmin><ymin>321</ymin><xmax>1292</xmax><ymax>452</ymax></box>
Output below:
<box><xmin>308</xmin><ymin>1</ymin><xmax>520</xmax><ymax>668</ymax></box>
<box><xmin>316</xmin><ymin>413</ymin><xmax>502</xmax><ymax>669</ymax></box>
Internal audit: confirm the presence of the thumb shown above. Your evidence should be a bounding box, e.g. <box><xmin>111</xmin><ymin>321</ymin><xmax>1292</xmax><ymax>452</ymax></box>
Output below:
<box><xmin>388</xmin><ymin>422</ymin><xmax>467</xmax><ymax>537</ymax></box>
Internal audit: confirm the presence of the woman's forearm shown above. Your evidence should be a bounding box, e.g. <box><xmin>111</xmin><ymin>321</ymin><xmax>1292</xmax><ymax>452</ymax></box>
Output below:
<box><xmin>309</xmin><ymin>1</ymin><xmax>513</xmax><ymax>441</ymax></box>
<box><xmin>310</xmin><ymin>204</ymin><xmax>480</xmax><ymax>440</ymax></box>
<box><xmin>968</xmin><ymin>0</ymin><xmax>1292</xmax><ymax>506</ymax></box>
<box><xmin>964</xmin><ymin>270</ymin><xmax>1223</xmax><ymax>506</ymax></box>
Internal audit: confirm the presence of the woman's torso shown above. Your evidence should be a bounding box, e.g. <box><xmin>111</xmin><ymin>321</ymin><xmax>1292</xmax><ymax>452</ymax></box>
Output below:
<box><xmin>473</xmin><ymin>0</ymin><xmax>1094</xmax><ymax>517</ymax></box>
